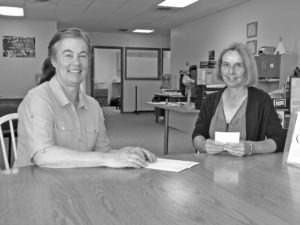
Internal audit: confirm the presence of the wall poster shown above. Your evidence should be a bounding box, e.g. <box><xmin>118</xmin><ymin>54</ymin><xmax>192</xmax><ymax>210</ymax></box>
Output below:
<box><xmin>2</xmin><ymin>36</ymin><xmax>35</xmax><ymax>58</ymax></box>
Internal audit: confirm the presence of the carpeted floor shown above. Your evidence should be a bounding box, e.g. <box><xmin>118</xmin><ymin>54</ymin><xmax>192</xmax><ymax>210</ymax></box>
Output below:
<box><xmin>102</xmin><ymin>107</ymin><xmax>195</xmax><ymax>156</ymax></box>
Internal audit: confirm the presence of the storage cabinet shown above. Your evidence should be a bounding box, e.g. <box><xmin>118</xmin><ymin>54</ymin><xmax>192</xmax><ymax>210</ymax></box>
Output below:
<box><xmin>255</xmin><ymin>55</ymin><xmax>280</xmax><ymax>79</ymax></box>
<box><xmin>255</xmin><ymin>54</ymin><xmax>297</xmax><ymax>89</ymax></box>
<box><xmin>94</xmin><ymin>88</ymin><xmax>108</xmax><ymax>106</ymax></box>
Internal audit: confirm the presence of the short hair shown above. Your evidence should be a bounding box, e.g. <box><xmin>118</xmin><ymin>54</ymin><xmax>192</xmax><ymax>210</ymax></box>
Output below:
<box><xmin>215</xmin><ymin>42</ymin><xmax>258</xmax><ymax>86</ymax></box>
<box><xmin>40</xmin><ymin>28</ymin><xmax>91</xmax><ymax>84</ymax></box>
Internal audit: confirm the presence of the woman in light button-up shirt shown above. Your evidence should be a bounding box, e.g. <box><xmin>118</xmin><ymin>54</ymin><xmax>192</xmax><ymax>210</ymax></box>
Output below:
<box><xmin>16</xmin><ymin>28</ymin><xmax>156</xmax><ymax>168</ymax></box>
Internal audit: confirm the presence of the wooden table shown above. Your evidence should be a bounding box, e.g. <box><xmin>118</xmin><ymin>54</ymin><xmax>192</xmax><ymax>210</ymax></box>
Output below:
<box><xmin>1</xmin><ymin>153</ymin><xmax>300</xmax><ymax>225</ymax></box>
<box><xmin>147</xmin><ymin>102</ymin><xmax>199</xmax><ymax>154</ymax></box>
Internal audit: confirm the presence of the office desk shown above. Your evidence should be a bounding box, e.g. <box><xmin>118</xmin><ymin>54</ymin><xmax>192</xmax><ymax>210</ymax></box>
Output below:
<box><xmin>152</xmin><ymin>93</ymin><xmax>187</xmax><ymax>122</ymax></box>
<box><xmin>148</xmin><ymin>102</ymin><xmax>199</xmax><ymax>154</ymax></box>
<box><xmin>1</xmin><ymin>153</ymin><xmax>300</xmax><ymax>225</ymax></box>
<box><xmin>153</xmin><ymin>92</ymin><xmax>186</xmax><ymax>102</ymax></box>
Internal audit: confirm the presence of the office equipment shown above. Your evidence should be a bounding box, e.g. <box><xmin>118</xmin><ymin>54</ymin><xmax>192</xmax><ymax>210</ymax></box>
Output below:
<box><xmin>258</xmin><ymin>46</ymin><xmax>276</xmax><ymax>55</ymax></box>
<box><xmin>1</xmin><ymin>153</ymin><xmax>300</xmax><ymax>225</ymax></box>
<box><xmin>194</xmin><ymin>84</ymin><xmax>225</xmax><ymax>109</ymax></box>
<box><xmin>0</xmin><ymin>113</ymin><xmax>18</xmax><ymax>170</ymax></box>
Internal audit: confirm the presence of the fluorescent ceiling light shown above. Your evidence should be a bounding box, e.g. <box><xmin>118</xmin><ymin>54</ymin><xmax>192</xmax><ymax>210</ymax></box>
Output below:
<box><xmin>133</xmin><ymin>29</ymin><xmax>154</xmax><ymax>34</ymax></box>
<box><xmin>0</xmin><ymin>6</ymin><xmax>24</xmax><ymax>17</ymax></box>
<box><xmin>158</xmin><ymin>0</ymin><xmax>199</xmax><ymax>8</ymax></box>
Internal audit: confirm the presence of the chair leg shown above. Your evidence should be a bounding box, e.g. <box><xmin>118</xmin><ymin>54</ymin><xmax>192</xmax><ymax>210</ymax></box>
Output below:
<box><xmin>8</xmin><ymin>136</ymin><xmax>12</xmax><ymax>168</ymax></box>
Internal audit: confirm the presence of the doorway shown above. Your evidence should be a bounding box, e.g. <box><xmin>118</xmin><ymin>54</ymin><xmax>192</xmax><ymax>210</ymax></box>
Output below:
<box><xmin>91</xmin><ymin>46</ymin><xmax>123</xmax><ymax>112</ymax></box>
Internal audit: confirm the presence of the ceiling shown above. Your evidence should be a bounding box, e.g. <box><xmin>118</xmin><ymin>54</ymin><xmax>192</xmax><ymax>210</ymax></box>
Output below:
<box><xmin>0</xmin><ymin>0</ymin><xmax>250</xmax><ymax>35</ymax></box>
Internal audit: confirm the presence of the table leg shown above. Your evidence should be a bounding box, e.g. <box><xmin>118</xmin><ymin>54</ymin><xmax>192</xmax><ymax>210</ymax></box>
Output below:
<box><xmin>164</xmin><ymin>109</ymin><xmax>169</xmax><ymax>154</ymax></box>
<box><xmin>155</xmin><ymin>107</ymin><xmax>159</xmax><ymax>123</ymax></box>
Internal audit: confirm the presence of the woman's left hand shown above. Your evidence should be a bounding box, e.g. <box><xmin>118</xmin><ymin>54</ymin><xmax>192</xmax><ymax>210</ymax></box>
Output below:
<box><xmin>223</xmin><ymin>141</ymin><xmax>251</xmax><ymax>157</ymax></box>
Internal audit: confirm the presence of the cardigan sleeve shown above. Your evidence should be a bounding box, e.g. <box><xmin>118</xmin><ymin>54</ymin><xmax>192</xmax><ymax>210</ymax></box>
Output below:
<box><xmin>263</xmin><ymin>94</ymin><xmax>286</xmax><ymax>152</ymax></box>
<box><xmin>192</xmin><ymin>91</ymin><xmax>221</xmax><ymax>140</ymax></box>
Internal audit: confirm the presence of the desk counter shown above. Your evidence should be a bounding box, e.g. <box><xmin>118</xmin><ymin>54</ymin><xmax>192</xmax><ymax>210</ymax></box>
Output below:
<box><xmin>1</xmin><ymin>153</ymin><xmax>300</xmax><ymax>225</ymax></box>
<box><xmin>147</xmin><ymin>102</ymin><xmax>199</xmax><ymax>154</ymax></box>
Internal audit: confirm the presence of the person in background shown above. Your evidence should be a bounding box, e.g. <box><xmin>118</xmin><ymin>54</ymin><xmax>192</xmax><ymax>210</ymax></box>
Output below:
<box><xmin>15</xmin><ymin>28</ymin><xmax>156</xmax><ymax>168</ymax></box>
<box><xmin>192</xmin><ymin>42</ymin><xmax>285</xmax><ymax>156</ymax></box>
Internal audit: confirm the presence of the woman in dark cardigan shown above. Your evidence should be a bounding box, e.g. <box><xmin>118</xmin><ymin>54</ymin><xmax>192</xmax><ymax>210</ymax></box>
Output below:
<box><xmin>192</xmin><ymin>42</ymin><xmax>285</xmax><ymax>156</ymax></box>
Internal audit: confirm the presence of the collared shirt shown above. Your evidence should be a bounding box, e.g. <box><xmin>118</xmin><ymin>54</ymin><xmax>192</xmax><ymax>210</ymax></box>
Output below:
<box><xmin>15</xmin><ymin>77</ymin><xmax>110</xmax><ymax>168</ymax></box>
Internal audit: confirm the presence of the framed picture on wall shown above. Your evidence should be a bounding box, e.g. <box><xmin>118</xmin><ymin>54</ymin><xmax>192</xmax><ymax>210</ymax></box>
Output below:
<box><xmin>247</xmin><ymin>40</ymin><xmax>257</xmax><ymax>55</ymax></box>
<box><xmin>247</xmin><ymin>21</ymin><xmax>258</xmax><ymax>38</ymax></box>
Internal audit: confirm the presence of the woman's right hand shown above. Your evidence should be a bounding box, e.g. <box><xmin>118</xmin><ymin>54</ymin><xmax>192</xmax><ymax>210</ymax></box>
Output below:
<box><xmin>106</xmin><ymin>147</ymin><xmax>156</xmax><ymax>169</ymax></box>
<box><xmin>205</xmin><ymin>139</ymin><xmax>225</xmax><ymax>155</ymax></box>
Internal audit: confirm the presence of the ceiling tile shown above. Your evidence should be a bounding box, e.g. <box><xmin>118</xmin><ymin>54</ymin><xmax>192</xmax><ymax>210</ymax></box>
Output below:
<box><xmin>1</xmin><ymin>0</ymin><xmax>251</xmax><ymax>34</ymax></box>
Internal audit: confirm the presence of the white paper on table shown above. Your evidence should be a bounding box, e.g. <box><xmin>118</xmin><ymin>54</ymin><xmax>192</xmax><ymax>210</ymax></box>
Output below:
<box><xmin>287</xmin><ymin>112</ymin><xmax>300</xmax><ymax>165</ymax></box>
<box><xmin>146</xmin><ymin>158</ymin><xmax>199</xmax><ymax>172</ymax></box>
<box><xmin>215</xmin><ymin>132</ymin><xmax>240</xmax><ymax>144</ymax></box>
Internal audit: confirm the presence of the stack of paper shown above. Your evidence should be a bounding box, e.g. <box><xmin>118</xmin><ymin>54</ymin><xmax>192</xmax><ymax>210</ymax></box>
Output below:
<box><xmin>146</xmin><ymin>158</ymin><xmax>199</xmax><ymax>172</ymax></box>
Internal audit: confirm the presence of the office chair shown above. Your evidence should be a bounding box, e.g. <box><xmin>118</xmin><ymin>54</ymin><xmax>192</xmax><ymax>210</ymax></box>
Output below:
<box><xmin>0</xmin><ymin>113</ymin><xmax>18</xmax><ymax>170</ymax></box>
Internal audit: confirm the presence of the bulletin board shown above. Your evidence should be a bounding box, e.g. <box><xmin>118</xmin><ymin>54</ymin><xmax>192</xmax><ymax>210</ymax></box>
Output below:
<box><xmin>2</xmin><ymin>36</ymin><xmax>35</xmax><ymax>58</ymax></box>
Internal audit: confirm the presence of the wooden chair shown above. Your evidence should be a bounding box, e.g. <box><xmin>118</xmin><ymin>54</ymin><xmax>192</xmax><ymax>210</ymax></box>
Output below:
<box><xmin>0</xmin><ymin>113</ymin><xmax>18</xmax><ymax>170</ymax></box>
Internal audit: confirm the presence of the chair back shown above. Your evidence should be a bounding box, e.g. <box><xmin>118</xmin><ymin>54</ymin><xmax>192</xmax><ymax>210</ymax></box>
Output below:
<box><xmin>0</xmin><ymin>113</ymin><xmax>18</xmax><ymax>170</ymax></box>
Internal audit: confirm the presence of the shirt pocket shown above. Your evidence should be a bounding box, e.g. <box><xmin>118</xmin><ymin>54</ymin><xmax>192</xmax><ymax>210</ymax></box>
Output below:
<box><xmin>55</xmin><ymin>121</ymin><xmax>74</xmax><ymax>147</ymax></box>
<box><xmin>85</xmin><ymin>124</ymin><xmax>98</xmax><ymax>150</ymax></box>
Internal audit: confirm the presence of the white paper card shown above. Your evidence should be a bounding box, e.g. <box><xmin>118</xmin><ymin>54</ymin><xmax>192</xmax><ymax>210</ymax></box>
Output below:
<box><xmin>146</xmin><ymin>158</ymin><xmax>199</xmax><ymax>172</ymax></box>
<box><xmin>287</xmin><ymin>112</ymin><xmax>300</xmax><ymax>165</ymax></box>
<box><xmin>215</xmin><ymin>132</ymin><xmax>240</xmax><ymax>144</ymax></box>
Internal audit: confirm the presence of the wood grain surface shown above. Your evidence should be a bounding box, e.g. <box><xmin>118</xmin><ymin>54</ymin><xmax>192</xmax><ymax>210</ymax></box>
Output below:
<box><xmin>1</xmin><ymin>153</ymin><xmax>300</xmax><ymax>225</ymax></box>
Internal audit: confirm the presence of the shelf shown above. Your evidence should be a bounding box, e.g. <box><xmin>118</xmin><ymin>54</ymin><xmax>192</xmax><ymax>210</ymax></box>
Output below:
<box><xmin>258</xmin><ymin>79</ymin><xmax>279</xmax><ymax>83</ymax></box>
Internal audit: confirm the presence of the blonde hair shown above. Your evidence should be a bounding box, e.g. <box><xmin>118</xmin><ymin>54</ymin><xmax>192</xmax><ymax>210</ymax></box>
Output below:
<box><xmin>215</xmin><ymin>42</ymin><xmax>258</xmax><ymax>86</ymax></box>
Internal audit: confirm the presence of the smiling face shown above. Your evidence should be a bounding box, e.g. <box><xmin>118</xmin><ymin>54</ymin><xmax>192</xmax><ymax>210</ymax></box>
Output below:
<box><xmin>221</xmin><ymin>50</ymin><xmax>246</xmax><ymax>88</ymax></box>
<box><xmin>51</xmin><ymin>37</ymin><xmax>89</xmax><ymax>88</ymax></box>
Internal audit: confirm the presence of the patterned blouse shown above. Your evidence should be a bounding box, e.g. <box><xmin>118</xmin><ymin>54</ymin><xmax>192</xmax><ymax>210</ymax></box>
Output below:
<box><xmin>209</xmin><ymin>97</ymin><xmax>248</xmax><ymax>141</ymax></box>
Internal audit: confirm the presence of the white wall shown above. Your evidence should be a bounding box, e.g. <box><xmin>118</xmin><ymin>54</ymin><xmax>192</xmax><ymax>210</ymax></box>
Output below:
<box><xmin>89</xmin><ymin>32</ymin><xmax>170</xmax><ymax>112</ymax></box>
<box><xmin>171</xmin><ymin>0</ymin><xmax>300</xmax><ymax>88</ymax></box>
<box><xmin>94</xmin><ymin>48</ymin><xmax>120</xmax><ymax>102</ymax></box>
<box><xmin>0</xmin><ymin>19</ymin><xmax>57</xmax><ymax>97</ymax></box>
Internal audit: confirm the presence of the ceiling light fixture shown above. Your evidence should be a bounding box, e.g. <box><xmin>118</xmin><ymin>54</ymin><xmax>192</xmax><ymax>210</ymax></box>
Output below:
<box><xmin>0</xmin><ymin>6</ymin><xmax>24</xmax><ymax>17</ymax></box>
<box><xmin>158</xmin><ymin>0</ymin><xmax>199</xmax><ymax>8</ymax></box>
<box><xmin>133</xmin><ymin>29</ymin><xmax>154</xmax><ymax>34</ymax></box>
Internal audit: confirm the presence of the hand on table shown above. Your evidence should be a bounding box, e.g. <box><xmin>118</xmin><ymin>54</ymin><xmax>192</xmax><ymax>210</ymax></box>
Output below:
<box><xmin>223</xmin><ymin>141</ymin><xmax>251</xmax><ymax>157</ymax></box>
<box><xmin>204</xmin><ymin>139</ymin><xmax>225</xmax><ymax>155</ymax></box>
<box><xmin>107</xmin><ymin>147</ymin><xmax>157</xmax><ymax>168</ymax></box>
